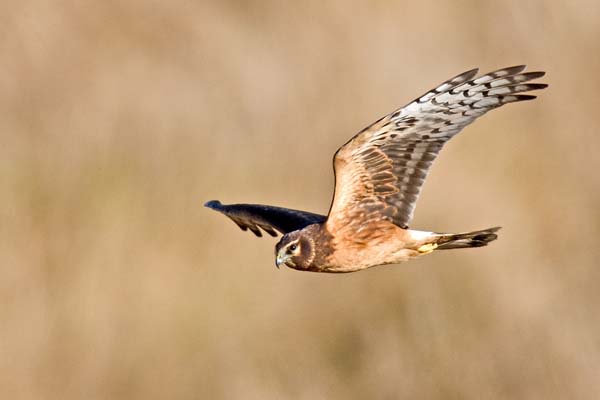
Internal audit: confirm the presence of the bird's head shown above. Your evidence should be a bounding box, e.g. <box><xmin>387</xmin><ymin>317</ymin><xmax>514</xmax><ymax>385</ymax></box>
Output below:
<box><xmin>275</xmin><ymin>230</ymin><xmax>315</xmax><ymax>270</ymax></box>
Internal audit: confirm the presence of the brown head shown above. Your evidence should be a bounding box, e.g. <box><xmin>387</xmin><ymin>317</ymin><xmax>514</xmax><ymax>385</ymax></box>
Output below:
<box><xmin>274</xmin><ymin>227</ymin><xmax>317</xmax><ymax>271</ymax></box>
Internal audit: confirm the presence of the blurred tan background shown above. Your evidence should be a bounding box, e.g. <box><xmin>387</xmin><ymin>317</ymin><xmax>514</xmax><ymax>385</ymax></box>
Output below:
<box><xmin>2</xmin><ymin>1</ymin><xmax>599</xmax><ymax>399</ymax></box>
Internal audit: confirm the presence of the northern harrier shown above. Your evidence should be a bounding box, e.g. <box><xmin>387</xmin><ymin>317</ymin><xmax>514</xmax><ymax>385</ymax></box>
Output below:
<box><xmin>206</xmin><ymin>66</ymin><xmax>546</xmax><ymax>273</ymax></box>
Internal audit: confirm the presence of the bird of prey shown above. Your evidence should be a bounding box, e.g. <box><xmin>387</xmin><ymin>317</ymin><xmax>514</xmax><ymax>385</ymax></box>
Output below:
<box><xmin>206</xmin><ymin>66</ymin><xmax>546</xmax><ymax>273</ymax></box>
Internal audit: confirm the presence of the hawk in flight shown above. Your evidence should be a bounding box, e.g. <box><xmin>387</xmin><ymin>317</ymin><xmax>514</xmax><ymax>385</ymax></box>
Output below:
<box><xmin>206</xmin><ymin>66</ymin><xmax>546</xmax><ymax>273</ymax></box>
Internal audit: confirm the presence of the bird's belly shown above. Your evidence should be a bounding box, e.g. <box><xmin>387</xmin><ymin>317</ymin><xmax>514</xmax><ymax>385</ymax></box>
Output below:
<box><xmin>325</xmin><ymin>241</ymin><xmax>420</xmax><ymax>273</ymax></box>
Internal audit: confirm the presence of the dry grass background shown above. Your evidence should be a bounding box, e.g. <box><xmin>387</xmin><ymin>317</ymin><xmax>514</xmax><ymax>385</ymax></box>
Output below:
<box><xmin>2</xmin><ymin>1</ymin><xmax>600</xmax><ymax>399</ymax></box>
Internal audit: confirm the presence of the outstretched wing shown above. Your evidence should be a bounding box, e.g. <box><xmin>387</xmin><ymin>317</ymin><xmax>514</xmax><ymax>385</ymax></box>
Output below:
<box><xmin>205</xmin><ymin>200</ymin><xmax>326</xmax><ymax>237</ymax></box>
<box><xmin>327</xmin><ymin>65</ymin><xmax>547</xmax><ymax>233</ymax></box>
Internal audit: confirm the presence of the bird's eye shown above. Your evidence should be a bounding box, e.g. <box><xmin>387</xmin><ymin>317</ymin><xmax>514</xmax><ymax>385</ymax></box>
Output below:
<box><xmin>289</xmin><ymin>244</ymin><xmax>297</xmax><ymax>251</ymax></box>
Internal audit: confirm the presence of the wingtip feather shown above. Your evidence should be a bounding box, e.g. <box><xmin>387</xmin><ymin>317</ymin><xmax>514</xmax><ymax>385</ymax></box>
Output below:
<box><xmin>512</xmin><ymin>94</ymin><xmax>537</xmax><ymax>101</ymax></box>
<box><xmin>524</xmin><ymin>71</ymin><xmax>546</xmax><ymax>80</ymax></box>
<box><xmin>453</xmin><ymin>67</ymin><xmax>479</xmax><ymax>82</ymax></box>
<box><xmin>204</xmin><ymin>200</ymin><xmax>222</xmax><ymax>209</ymax></box>
<box><xmin>504</xmin><ymin>65</ymin><xmax>527</xmax><ymax>74</ymax></box>
<box><xmin>464</xmin><ymin>67</ymin><xmax>480</xmax><ymax>77</ymax></box>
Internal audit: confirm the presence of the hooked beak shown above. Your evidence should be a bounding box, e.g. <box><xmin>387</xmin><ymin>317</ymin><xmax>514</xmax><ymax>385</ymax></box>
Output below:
<box><xmin>275</xmin><ymin>251</ymin><xmax>288</xmax><ymax>269</ymax></box>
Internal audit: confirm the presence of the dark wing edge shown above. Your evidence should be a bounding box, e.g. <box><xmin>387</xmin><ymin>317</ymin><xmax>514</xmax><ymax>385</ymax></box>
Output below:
<box><xmin>205</xmin><ymin>200</ymin><xmax>327</xmax><ymax>238</ymax></box>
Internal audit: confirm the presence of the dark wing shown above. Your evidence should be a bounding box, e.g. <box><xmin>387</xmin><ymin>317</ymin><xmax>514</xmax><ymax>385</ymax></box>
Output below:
<box><xmin>205</xmin><ymin>200</ymin><xmax>326</xmax><ymax>237</ymax></box>
<box><xmin>327</xmin><ymin>65</ymin><xmax>547</xmax><ymax>232</ymax></box>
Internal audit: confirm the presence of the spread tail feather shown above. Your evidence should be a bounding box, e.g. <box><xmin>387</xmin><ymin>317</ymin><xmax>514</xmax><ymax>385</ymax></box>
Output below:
<box><xmin>435</xmin><ymin>227</ymin><xmax>501</xmax><ymax>250</ymax></box>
